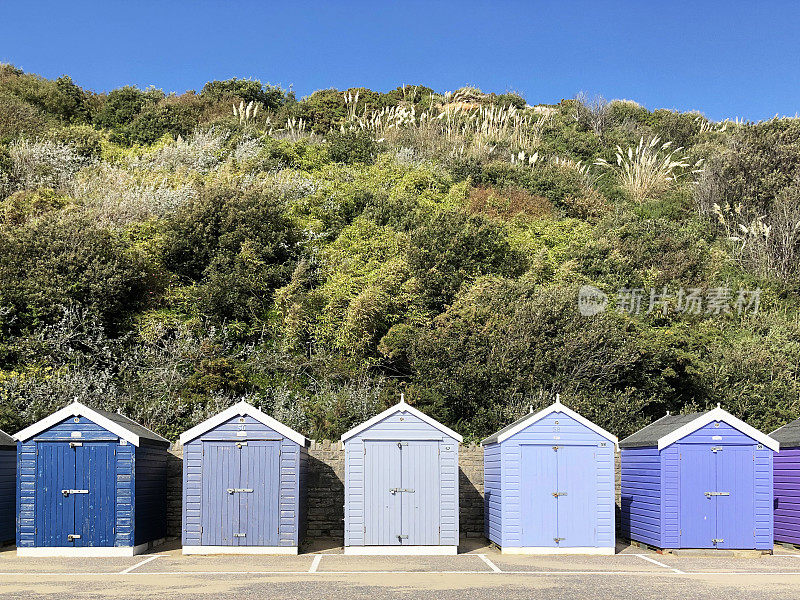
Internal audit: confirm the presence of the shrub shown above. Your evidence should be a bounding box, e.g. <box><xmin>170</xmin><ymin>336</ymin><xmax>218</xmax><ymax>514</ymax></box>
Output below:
<box><xmin>53</xmin><ymin>124</ymin><xmax>104</xmax><ymax>158</ymax></box>
<box><xmin>326</xmin><ymin>129</ymin><xmax>377</xmax><ymax>164</ymax></box>
<box><xmin>467</xmin><ymin>185</ymin><xmax>554</xmax><ymax>220</ymax></box>
<box><xmin>409</xmin><ymin>209</ymin><xmax>526</xmax><ymax>311</ymax></box>
<box><xmin>94</xmin><ymin>86</ymin><xmax>146</xmax><ymax>130</ymax></box>
<box><xmin>162</xmin><ymin>184</ymin><xmax>301</xmax><ymax>323</ymax></box>
<box><xmin>201</xmin><ymin>78</ymin><xmax>288</xmax><ymax>110</ymax></box>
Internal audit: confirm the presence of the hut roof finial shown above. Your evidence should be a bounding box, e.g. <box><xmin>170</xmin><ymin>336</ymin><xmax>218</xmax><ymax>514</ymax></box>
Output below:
<box><xmin>400</xmin><ymin>392</ymin><xmax>406</xmax><ymax>405</ymax></box>
<box><xmin>554</xmin><ymin>393</ymin><xmax>561</xmax><ymax>406</ymax></box>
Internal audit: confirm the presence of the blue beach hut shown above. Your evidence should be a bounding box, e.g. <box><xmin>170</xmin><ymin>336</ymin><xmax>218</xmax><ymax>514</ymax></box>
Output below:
<box><xmin>14</xmin><ymin>402</ymin><xmax>170</xmax><ymax>556</ymax></box>
<box><xmin>342</xmin><ymin>397</ymin><xmax>462</xmax><ymax>555</ymax></box>
<box><xmin>620</xmin><ymin>406</ymin><xmax>777</xmax><ymax>550</ymax></box>
<box><xmin>0</xmin><ymin>430</ymin><xmax>15</xmax><ymax>545</ymax></box>
<box><xmin>481</xmin><ymin>397</ymin><xmax>617</xmax><ymax>554</ymax></box>
<box><xmin>179</xmin><ymin>401</ymin><xmax>308</xmax><ymax>554</ymax></box>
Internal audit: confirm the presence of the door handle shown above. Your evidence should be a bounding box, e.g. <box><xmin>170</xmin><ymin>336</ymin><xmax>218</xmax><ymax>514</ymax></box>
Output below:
<box><xmin>233</xmin><ymin>533</ymin><xmax>246</xmax><ymax>538</ymax></box>
<box><xmin>62</xmin><ymin>489</ymin><xmax>89</xmax><ymax>497</ymax></box>
<box><xmin>226</xmin><ymin>488</ymin><xmax>254</xmax><ymax>494</ymax></box>
<box><xmin>552</xmin><ymin>492</ymin><xmax>567</xmax><ymax>497</ymax></box>
<box><xmin>704</xmin><ymin>492</ymin><xmax>730</xmax><ymax>497</ymax></box>
<box><xmin>389</xmin><ymin>488</ymin><xmax>415</xmax><ymax>494</ymax></box>
<box><xmin>67</xmin><ymin>534</ymin><xmax>81</xmax><ymax>541</ymax></box>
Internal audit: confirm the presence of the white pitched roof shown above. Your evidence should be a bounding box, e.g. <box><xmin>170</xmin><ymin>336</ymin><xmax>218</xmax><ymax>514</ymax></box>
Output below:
<box><xmin>179</xmin><ymin>401</ymin><xmax>308</xmax><ymax>446</ymax></box>
<box><xmin>14</xmin><ymin>401</ymin><xmax>169</xmax><ymax>447</ymax></box>
<box><xmin>481</xmin><ymin>398</ymin><xmax>618</xmax><ymax>447</ymax></box>
<box><xmin>656</xmin><ymin>406</ymin><xmax>778</xmax><ymax>451</ymax></box>
<box><xmin>341</xmin><ymin>398</ymin><xmax>463</xmax><ymax>443</ymax></box>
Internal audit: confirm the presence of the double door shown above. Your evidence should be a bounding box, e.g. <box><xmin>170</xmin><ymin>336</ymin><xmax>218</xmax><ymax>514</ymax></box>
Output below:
<box><xmin>201</xmin><ymin>440</ymin><xmax>281</xmax><ymax>546</ymax></box>
<box><xmin>36</xmin><ymin>441</ymin><xmax>117</xmax><ymax>547</ymax></box>
<box><xmin>679</xmin><ymin>445</ymin><xmax>755</xmax><ymax>549</ymax></box>
<box><xmin>520</xmin><ymin>444</ymin><xmax>598</xmax><ymax>548</ymax></box>
<box><xmin>364</xmin><ymin>440</ymin><xmax>441</xmax><ymax>545</ymax></box>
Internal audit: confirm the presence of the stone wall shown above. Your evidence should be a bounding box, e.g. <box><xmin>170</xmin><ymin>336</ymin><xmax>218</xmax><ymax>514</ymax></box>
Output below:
<box><xmin>164</xmin><ymin>443</ymin><xmax>622</xmax><ymax>541</ymax></box>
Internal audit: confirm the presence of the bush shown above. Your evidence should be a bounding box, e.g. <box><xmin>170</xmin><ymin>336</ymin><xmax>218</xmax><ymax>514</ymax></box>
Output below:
<box><xmin>326</xmin><ymin>129</ymin><xmax>377</xmax><ymax>164</ymax></box>
<box><xmin>94</xmin><ymin>86</ymin><xmax>146</xmax><ymax>130</ymax></box>
<box><xmin>53</xmin><ymin>124</ymin><xmax>104</xmax><ymax>158</ymax></box>
<box><xmin>162</xmin><ymin>184</ymin><xmax>301</xmax><ymax>323</ymax></box>
<box><xmin>0</xmin><ymin>212</ymin><xmax>153</xmax><ymax>330</ymax></box>
<box><xmin>409</xmin><ymin>209</ymin><xmax>526</xmax><ymax>311</ymax></box>
<box><xmin>201</xmin><ymin>78</ymin><xmax>288</xmax><ymax>110</ymax></box>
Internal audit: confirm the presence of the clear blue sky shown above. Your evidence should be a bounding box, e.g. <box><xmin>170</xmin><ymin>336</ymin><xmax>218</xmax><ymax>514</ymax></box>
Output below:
<box><xmin>1</xmin><ymin>0</ymin><xmax>798</xmax><ymax>121</ymax></box>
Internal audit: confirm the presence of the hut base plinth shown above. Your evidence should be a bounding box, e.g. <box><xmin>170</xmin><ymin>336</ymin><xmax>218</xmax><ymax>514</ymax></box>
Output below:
<box><xmin>17</xmin><ymin>543</ymin><xmax>149</xmax><ymax>557</ymax></box>
<box><xmin>344</xmin><ymin>545</ymin><xmax>457</xmax><ymax>555</ymax></box>
<box><xmin>182</xmin><ymin>545</ymin><xmax>298</xmax><ymax>555</ymax></box>
<box><xmin>499</xmin><ymin>546</ymin><xmax>615</xmax><ymax>555</ymax></box>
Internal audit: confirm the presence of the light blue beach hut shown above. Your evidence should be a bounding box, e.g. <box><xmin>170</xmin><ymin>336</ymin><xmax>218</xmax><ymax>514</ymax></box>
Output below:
<box><xmin>481</xmin><ymin>397</ymin><xmax>617</xmax><ymax>554</ymax></box>
<box><xmin>342</xmin><ymin>397</ymin><xmax>462</xmax><ymax>555</ymax></box>
<box><xmin>179</xmin><ymin>401</ymin><xmax>308</xmax><ymax>554</ymax></box>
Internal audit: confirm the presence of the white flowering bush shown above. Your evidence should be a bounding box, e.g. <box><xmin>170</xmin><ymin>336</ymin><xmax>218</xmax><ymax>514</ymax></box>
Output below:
<box><xmin>8</xmin><ymin>139</ymin><xmax>89</xmax><ymax>193</ymax></box>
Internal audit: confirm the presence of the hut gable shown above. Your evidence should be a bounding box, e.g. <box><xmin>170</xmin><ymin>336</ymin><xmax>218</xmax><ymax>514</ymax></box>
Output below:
<box><xmin>14</xmin><ymin>402</ymin><xmax>168</xmax><ymax>448</ymax></box>
<box><xmin>179</xmin><ymin>401</ymin><xmax>307</xmax><ymax>446</ymax></box>
<box><xmin>341</xmin><ymin>398</ymin><xmax>462</xmax><ymax>443</ymax></box>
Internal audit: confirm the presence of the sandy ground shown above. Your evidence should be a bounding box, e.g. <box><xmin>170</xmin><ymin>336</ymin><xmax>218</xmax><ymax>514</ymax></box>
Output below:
<box><xmin>1</xmin><ymin>540</ymin><xmax>800</xmax><ymax>599</ymax></box>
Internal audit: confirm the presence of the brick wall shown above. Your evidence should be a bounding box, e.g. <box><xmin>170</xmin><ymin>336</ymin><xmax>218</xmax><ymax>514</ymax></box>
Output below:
<box><xmin>164</xmin><ymin>443</ymin><xmax>623</xmax><ymax>541</ymax></box>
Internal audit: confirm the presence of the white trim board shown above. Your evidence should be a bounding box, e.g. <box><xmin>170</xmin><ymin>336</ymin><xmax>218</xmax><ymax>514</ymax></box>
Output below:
<box><xmin>499</xmin><ymin>546</ymin><xmax>616</xmax><ymax>555</ymax></box>
<box><xmin>343</xmin><ymin>545</ymin><xmax>458</xmax><ymax>555</ymax></box>
<box><xmin>341</xmin><ymin>400</ymin><xmax>463</xmax><ymax>443</ymax></box>
<box><xmin>657</xmin><ymin>407</ymin><xmax>779</xmax><ymax>451</ymax></box>
<box><xmin>179</xmin><ymin>401</ymin><xmax>307</xmax><ymax>446</ymax></box>
<box><xmin>182</xmin><ymin>545</ymin><xmax>298</xmax><ymax>555</ymax></box>
<box><xmin>17</xmin><ymin>543</ymin><xmax>148</xmax><ymax>557</ymax></box>
<box><xmin>14</xmin><ymin>402</ymin><xmax>146</xmax><ymax>447</ymax></box>
<box><xmin>483</xmin><ymin>400</ymin><xmax>618</xmax><ymax>447</ymax></box>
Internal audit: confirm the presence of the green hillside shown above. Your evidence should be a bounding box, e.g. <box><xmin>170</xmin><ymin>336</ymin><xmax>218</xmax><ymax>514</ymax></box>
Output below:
<box><xmin>0</xmin><ymin>65</ymin><xmax>798</xmax><ymax>441</ymax></box>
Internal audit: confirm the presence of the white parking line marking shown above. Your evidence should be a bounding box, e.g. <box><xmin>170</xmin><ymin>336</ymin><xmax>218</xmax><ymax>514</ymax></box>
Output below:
<box><xmin>119</xmin><ymin>555</ymin><xmax>162</xmax><ymax>574</ymax></box>
<box><xmin>309</xmin><ymin>555</ymin><xmax>322</xmax><ymax>573</ymax></box>
<box><xmin>477</xmin><ymin>554</ymin><xmax>501</xmax><ymax>573</ymax></box>
<box><xmin>633</xmin><ymin>553</ymin><xmax>684</xmax><ymax>574</ymax></box>
<box><xmin>3</xmin><ymin>570</ymin><xmax>800</xmax><ymax>577</ymax></box>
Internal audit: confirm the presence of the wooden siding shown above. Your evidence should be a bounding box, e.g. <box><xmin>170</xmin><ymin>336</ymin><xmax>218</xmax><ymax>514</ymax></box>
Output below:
<box><xmin>620</xmin><ymin>447</ymin><xmax>661</xmax><ymax>547</ymax></box>
<box><xmin>134</xmin><ymin>445</ymin><xmax>168</xmax><ymax>546</ymax></box>
<box><xmin>775</xmin><ymin>447</ymin><xmax>800</xmax><ymax>545</ymax></box>
<box><xmin>298</xmin><ymin>446</ymin><xmax>308</xmax><ymax>544</ymax></box>
<box><xmin>343</xmin><ymin>409</ymin><xmax>459</xmax><ymax>547</ymax></box>
<box><xmin>0</xmin><ymin>448</ymin><xmax>15</xmax><ymax>543</ymax></box>
<box><xmin>483</xmin><ymin>442</ymin><xmax>502</xmax><ymax>545</ymax></box>
<box><xmin>182</xmin><ymin>414</ymin><xmax>302</xmax><ymax>547</ymax></box>
<box><xmin>16</xmin><ymin>416</ymin><xmax>135</xmax><ymax>548</ymax></box>
<box><xmin>496</xmin><ymin>411</ymin><xmax>614</xmax><ymax>548</ymax></box>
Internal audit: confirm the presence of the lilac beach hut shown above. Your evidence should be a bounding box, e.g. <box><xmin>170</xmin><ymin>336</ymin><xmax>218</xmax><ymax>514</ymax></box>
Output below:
<box><xmin>620</xmin><ymin>406</ymin><xmax>777</xmax><ymax>550</ymax></box>
<box><xmin>770</xmin><ymin>418</ymin><xmax>800</xmax><ymax>546</ymax></box>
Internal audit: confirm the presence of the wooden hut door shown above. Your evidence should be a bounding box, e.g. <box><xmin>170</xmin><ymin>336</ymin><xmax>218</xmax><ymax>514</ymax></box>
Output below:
<box><xmin>201</xmin><ymin>442</ymin><xmax>240</xmax><ymax>546</ymax></box>
<box><xmin>72</xmin><ymin>442</ymin><xmax>116</xmax><ymax>547</ymax></box>
<box><xmin>35</xmin><ymin>442</ymin><xmax>76</xmax><ymax>547</ymax></box>
<box><xmin>520</xmin><ymin>445</ymin><xmax>558</xmax><ymax>547</ymax></box>
<box><xmin>35</xmin><ymin>441</ymin><xmax>115</xmax><ymax>547</ymax></box>
<box><xmin>399</xmin><ymin>441</ymin><xmax>441</xmax><ymax>545</ymax></box>
<box><xmin>680</xmin><ymin>445</ymin><xmax>755</xmax><ymax>548</ymax></box>
<box><xmin>556</xmin><ymin>446</ymin><xmax>597</xmax><ymax>547</ymax></box>
<box><xmin>679</xmin><ymin>445</ymin><xmax>717</xmax><ymax>548</ymax></box>
<box><xmin>237</xmin><ymin>440</ymin><xmax>280</xmax><ymax>546</ymax></box>
<box><xmin>715</xmin><ymin>446</ymin><xmax>755</xmax><ymax>549</ymax></box>
<box><xmin>364</xmin><ymin>441</ymin><xmax>402</xmax><ymax>545</ymax></box>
